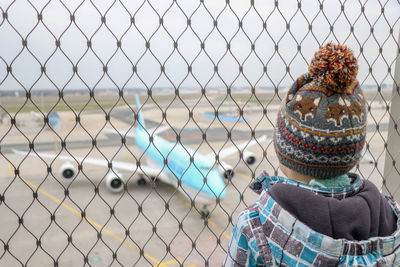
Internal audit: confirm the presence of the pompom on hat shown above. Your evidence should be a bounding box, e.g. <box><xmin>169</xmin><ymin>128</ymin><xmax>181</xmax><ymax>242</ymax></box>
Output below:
<box><xmin>309</xmin><ymin>43</ymin><xmax>359</xmax><ymax>93</ymax></box>
<box><xmin>274</xmin><ymin>43</ymin><xmax>367</xmax><ymax>179</ymax></box>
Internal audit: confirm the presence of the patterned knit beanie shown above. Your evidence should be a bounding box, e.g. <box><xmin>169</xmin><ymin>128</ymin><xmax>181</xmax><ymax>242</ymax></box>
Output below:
<box><xmin>274</xmin><ymin>43</ymin><xmax>367</xmax><ymax>179</ymax></box>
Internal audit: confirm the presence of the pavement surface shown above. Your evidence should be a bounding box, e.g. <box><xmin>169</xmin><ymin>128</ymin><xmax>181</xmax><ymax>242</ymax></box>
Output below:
<box><xmin>0</xmin><ymin>100</ymin><xmax>391</xmax><ymax>266</ymax></box>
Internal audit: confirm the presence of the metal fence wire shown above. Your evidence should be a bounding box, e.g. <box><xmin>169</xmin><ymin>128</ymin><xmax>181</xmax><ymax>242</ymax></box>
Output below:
<box><xmin>0</xmin><ymin>0</ymin><xmax>400</xmax><ymax>266</ymax></box>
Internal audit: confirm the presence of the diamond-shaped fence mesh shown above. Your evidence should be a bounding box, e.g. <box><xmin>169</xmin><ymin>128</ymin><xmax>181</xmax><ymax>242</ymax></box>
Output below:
<box><xmin>0</xmin><ymin>0</ymin><xmax>399</xmax><ymax>266</ymax></box>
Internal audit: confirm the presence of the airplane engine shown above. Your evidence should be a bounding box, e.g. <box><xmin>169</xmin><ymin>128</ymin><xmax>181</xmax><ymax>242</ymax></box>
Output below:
<box><xmin>243</xmin><ymin>151</ymin><xmax>257</xmax><ymax>166</ymax></box>
<box><xmin>105</xmin><ymin>172</ymin><xmax>124</xmax><ymax>193</ymax></box>
<box><xmin>59</xmin><ymin>162</ymin><xmax>76</xmax><ymax>180</ymax></box>
<box><xmin>218</xmin><ymin>162</ymin><xmax>235</xmax><ymax>180</ymax></box>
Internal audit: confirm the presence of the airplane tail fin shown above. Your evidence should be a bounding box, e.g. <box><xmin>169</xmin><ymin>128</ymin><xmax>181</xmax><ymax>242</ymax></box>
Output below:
<box><xmin>135</xmin><ymin>95</ymin><xmax>146</xmax><ymax>130</ymax></box>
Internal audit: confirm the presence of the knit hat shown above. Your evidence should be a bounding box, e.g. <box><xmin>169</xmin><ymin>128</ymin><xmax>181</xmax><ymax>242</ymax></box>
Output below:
<box><xmin>274</xmin><ymin>43</ymin><xmax>367</xmax><ymax>179</ymax></box>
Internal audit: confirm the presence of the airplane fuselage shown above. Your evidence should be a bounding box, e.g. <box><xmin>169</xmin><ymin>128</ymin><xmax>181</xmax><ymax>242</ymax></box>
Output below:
<box><xmin>135</xmin><ymin>127</ymin><xmax>226</xmax><ymax>205</ymax></box>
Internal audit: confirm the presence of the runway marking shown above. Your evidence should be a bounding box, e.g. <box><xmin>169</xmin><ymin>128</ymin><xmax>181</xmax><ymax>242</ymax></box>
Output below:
<box><xmin>107</xmin><ymin>153</ymin><xmax>230</xmax><ymax>256</ymax></box>
<box><xmin>123</xmin><ymin>151</ymin><xmax>136</xmax><ymax>163</ymax></box>
<box><xmin>159</xmin><ymin>258</ymin><xmax>184</xmax><ymax>265</ymax></box>
<box><xmin>235</xmin><ymin>171</ymin><xmax>252</xmax><ymax>182</ymax></box>
<box><xmin>7</xmin><ymin>164</ymin><xmax>181</xmax><ymax>267</ymax></box>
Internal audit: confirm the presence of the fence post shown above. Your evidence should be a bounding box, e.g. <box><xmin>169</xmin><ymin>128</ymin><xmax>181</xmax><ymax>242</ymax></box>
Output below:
<box><xmin>383</xmin><ymin>30</ymin><xmax>400</xmax><ymax>200</ymax></box>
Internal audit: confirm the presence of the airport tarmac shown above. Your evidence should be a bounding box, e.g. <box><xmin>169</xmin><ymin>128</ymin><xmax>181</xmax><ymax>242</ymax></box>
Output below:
<box><xmin>0</xmin><ymin>98</ymin><xmax>392</xmax><ymax>266</ymax></box>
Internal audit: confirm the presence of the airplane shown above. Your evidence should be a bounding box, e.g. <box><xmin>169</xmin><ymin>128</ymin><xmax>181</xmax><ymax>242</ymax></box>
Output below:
<box><xmin>13</xmin><ymin>95</ymin><xmax>268</xmax><ymax>217</ymax></box>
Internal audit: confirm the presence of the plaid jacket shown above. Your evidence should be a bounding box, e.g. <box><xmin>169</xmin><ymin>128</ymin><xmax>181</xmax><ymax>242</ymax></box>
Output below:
<box><xmin>224</xmin><ymin>172</ymin><xmax>400</xmax><ymax>267</ymax></box>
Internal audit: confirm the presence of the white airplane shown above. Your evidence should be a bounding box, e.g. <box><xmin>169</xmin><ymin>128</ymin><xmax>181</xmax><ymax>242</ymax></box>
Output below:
<box><xmin>13</xmin><ymin>95</ymin><xmax>267</xmax><ymax>216</ymax></box>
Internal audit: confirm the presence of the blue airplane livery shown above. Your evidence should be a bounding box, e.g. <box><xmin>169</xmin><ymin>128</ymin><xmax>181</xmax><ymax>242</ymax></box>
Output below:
<box><xmin>13</xmin><ymin>95</ymin><xmax>267</xmax><ymax>216</ymax></box>
<box><xmin>133</xmin><ymin>95</ymin><xmax>227</xmax><ymax>213</ymax></box>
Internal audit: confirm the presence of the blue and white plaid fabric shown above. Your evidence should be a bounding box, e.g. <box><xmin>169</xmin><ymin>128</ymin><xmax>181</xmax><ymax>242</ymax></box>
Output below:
<box><xmin>224</xmin><ymin>172</ymin><xmax>400</xmax><ymax>267</ymax></box>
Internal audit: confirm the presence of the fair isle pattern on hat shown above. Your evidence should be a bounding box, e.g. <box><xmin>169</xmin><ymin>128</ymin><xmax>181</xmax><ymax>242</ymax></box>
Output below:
<box><xmin>274</xmin><ymin>43</ymin><xmax>367</xmax><ymax>179</ymax></box>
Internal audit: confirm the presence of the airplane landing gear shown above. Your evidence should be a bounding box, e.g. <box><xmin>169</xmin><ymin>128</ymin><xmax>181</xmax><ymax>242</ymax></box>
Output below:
<box><xmin>137</xmin><ymin>176</ymin><xmax>147</xmax><ymax>186</ymax></box>
<box><xmin>200</xmin><ymin>205</ymin><xmax>210</xmax><ymax>219</ymax></box>
<box><xmin>200</xmin><ymin>210</ymin><xmax>210</xmax><ymax>219</ymax></box>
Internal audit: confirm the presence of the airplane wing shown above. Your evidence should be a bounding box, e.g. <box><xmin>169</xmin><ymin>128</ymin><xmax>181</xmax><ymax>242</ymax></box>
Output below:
<box><xmin>12</xmin><ymin>149</ymin><xmax>162</xmax><ymax>177</ymax></box>
<box><xmin>206</xmin><ymin>135</ymin><xmax>269</xmax><ymax>160</ymax></box>
<box><xmin>103</xmin><ymin>125</ymin><xmax>171</xmax><ymax>138</ymax></box>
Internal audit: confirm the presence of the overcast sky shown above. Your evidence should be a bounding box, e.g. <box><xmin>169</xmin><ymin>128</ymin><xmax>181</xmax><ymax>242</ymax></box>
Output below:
<box><xmin>0</xmin><ymin>0</ymin><xmax>399</xmax><ymax>91</ymax></box>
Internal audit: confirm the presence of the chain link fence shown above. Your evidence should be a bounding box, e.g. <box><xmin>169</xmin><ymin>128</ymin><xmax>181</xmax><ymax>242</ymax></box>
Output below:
<box><xmin>0</xmin><ymin>0</ymin><xmax>399</xmax><ymax>266</ymax></box>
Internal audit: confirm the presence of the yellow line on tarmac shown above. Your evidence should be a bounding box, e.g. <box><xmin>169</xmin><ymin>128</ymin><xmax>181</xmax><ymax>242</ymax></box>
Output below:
<box><xmin>160</xmin><ymin>258</ymin><xmax>184</xmax><ymax>265</ymax></box>
<box><xmin>123</xmin><ymin>151</ymin><xmax>136</xmax><ymax>163</ymax></box>
<box><xmin>7</xmin><ymin>164</ymin><xmax>177</xmax><ymax>267</ymax></box>
<box><xmin>235</xmin><ymin>172</ymin><xmax>252</xmax><ymax>182</ymax></box>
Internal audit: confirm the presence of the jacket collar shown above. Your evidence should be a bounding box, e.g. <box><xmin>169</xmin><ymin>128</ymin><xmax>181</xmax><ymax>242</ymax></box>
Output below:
<box><xmin>251</xmin><ymin>171</ymin><xmax>400</xmax><ymax>259</ymax></box>
<box><xmin>250</xmin><ymin>171</ymin><xmax>364</xmax><ymax>200</ymax></box>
